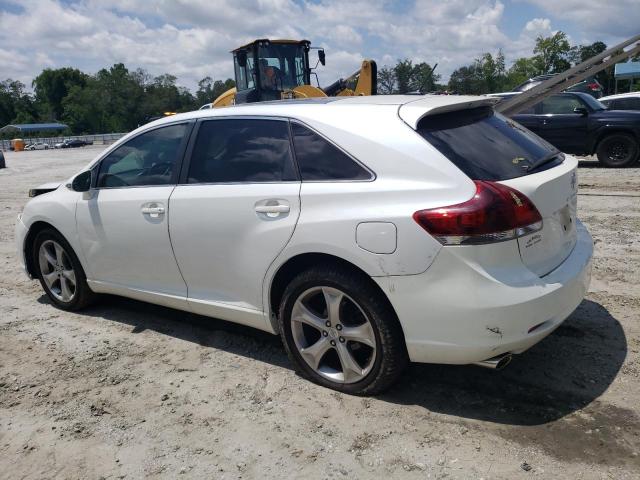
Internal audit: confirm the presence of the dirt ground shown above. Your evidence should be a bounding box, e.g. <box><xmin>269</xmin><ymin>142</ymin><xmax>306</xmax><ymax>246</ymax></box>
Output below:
<box><xmin>1</xmin><ymin>147</ymin><xmax>639</xmax><ymax>480</ymax></box>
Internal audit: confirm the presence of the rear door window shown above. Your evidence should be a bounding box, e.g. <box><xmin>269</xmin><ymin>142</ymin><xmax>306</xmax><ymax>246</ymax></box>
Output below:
<box><xmin>187</xmin><ymin>119</ymin><xmax>297</xmax><ymax>183</ymax></box>
<box><xmin>290</xmin><ymin>122</ymin><xmax>373</xmax><ymax>181</ymax></box>
<box><xmin>417</xmin><ymin>106</ymin><xmax>561</xmax><ymax>181</ymax></box>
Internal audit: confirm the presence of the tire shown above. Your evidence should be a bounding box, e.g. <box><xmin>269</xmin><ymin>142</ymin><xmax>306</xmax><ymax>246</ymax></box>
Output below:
<box><xmin>33</xmin><ymin>228</ymin><xmax>96</xmax><ymax>311</ymax></box>
<box><xmin>596</xmin><ymin>133</ymin><xmax>639</xmax><ymax>167</ymax></box>
<box><xmin>278</xmin><ymin>265</ymin><xmax>408</xmax><ymax>395</ymax></box>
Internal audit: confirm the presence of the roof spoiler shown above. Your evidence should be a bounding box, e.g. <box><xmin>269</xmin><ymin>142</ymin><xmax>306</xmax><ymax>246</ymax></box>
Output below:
<box><xmin>398</xmin><ymin>95</ymin><xmax>501</xmax><ymax>129</ymax></box>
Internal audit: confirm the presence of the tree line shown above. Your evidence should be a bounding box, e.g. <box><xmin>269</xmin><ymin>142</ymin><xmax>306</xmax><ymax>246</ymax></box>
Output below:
<box><xmin>1</xmin><ymin>32</ymin><xmax>635</xmax><ymax>136</ymax></box>
<box><xmin>377</xmin><ymin>32</ymin><xmax>637</xmax><ymax>96</ymax></box>
<box><xmin>0</xmin><ymin>64</ymin><xmax>235</xmax><ymax>136</ymax></box>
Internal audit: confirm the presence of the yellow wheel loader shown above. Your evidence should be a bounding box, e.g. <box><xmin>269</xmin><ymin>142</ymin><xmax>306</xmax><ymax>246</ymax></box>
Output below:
<box><xmin>211</xmin><ymin>39</ymin><xmax>377</xmax><ymax>108</ymax></box>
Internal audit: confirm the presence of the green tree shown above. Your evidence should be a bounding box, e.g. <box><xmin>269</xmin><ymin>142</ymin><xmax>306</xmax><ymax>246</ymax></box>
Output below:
<box><xmin>0</xmin><ymin>79</ymin><xmax>37</xmax><ymax>127</ymax></box>
<box><xmin>378</xmin><ymin>60</ymin><xmax>440</xmax><ymax>94</ymax></box>
<box><xmin>32</xmin><ymin>67</ymin><xmax>88</xmax><ymax>120</ymax></box>
<box><xmin>211</xmin><ymin>78</ymin><xmax>236</xmax><ymax>101</ymax></box>
<box><xmin>502</xmin><ymin>57</ymin><xmax>542</xmax><ymax>90</ymax></box>
<box><xmin>194</xmin><ymin>77</ymin><xmax>235</xmax><ymax>105</ymax></box>
<box><xmin>478</xmin><ymin>51</ymin><xmax>506</xmax><ymax>93</ymax></box>
<box><xmin>448</xmin><ymin>64</ymin><xmax>483</xmax><ymax>94</ymax></box>
<box><xmin>377</xmin><ymin>66</ymin><xmax>396</xmax><ymax>94</ymax></box>
<box><xmin>533</xmin><ymin>31</ymin><xmax>572</xmax><ymax>74</ymax></box>
<box><xmin>195</xmin><ymin>76</ymin><xmax>215</xmax><ymax>106</ymax></box>
<box><xmin>412</xmin><ymin>62</ymin><xmax>440</xmax><ymax>93</ymax></box>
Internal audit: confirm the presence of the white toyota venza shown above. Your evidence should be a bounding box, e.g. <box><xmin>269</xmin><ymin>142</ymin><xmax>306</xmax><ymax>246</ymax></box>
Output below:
<box><xmin>16</xmin><ymin>95</ymin><xmax>593</xmax><ymax>394</ymax></box>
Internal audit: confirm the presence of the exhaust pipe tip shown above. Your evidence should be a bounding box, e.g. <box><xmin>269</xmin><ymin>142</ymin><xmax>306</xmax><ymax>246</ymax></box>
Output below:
<box><xmin>473</xmin><ymin>353</ymin><xmax>512</xmax><ymax>370</ymax></box>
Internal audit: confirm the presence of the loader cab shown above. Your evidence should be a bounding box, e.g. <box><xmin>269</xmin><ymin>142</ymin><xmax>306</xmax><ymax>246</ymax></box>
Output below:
<box><xmin>232</xmin><ymin>39</ymin><xmax>313</xmax><ymax>104</ymax></box>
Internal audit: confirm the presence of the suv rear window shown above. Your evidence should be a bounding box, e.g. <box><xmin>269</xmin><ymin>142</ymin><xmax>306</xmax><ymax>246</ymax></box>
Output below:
<box><xmin>417</xmin><ymin>106</ymin><xmax>562</xmax><ymax>181</ymax></box>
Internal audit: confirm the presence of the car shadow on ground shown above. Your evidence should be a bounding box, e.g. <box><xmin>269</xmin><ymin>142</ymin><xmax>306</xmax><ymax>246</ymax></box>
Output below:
<box><xmin>41</xmin><ymin>295</ymin><xmax>626</xmax><ymax>427</ymax></box>
<box><xmin>382</xmin><ymin>299</ymin><xmax>627</xmax><ymax>426</ymax></box>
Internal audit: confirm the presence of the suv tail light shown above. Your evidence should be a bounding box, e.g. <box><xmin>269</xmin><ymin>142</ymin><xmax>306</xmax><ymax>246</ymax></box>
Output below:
<box><xmin>586</xmin><ymin>82</ymin><xmax>601</xmax><ymax>91</ymax></box>
<box><xmin>413</xmin><ymin>180</ymin><xmax>542</xmax><ymax>245</ymax></box>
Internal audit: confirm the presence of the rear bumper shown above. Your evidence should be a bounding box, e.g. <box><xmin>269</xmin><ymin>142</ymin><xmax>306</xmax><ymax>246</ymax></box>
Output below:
<box><xmin>375</xmin><ymin>220</ymin><xmax>593</xmax><ymax>364</ymax></box>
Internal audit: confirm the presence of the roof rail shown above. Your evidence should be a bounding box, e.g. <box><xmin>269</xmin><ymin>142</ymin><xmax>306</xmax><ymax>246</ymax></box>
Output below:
<box><xmin>496</xmin><ymin>33</ymin><xmax>640</xmax><ymax>116</ymax></box>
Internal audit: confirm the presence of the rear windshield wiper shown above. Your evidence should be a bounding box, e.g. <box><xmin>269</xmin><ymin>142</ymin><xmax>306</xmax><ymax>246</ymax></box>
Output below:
<box><xmin>526</xmin><ymin>150</ymin><xmax>563</xmax><ymax>172</ymax></box>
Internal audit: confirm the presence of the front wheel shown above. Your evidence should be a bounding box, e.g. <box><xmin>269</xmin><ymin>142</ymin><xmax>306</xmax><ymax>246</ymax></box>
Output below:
<box><xmin>33</xmin><ymin>229</ymin><xmax>96</xmax><ymax>311</ymax></box>
<box><xmin>278</xmin><ymin>266</ymin><xmax>408</xmax><ymax>395</ymax></box>
<box><xmin>596</xmin><ymin>133</ymin><xmax>639</xmax><ymax>167</ymax></box>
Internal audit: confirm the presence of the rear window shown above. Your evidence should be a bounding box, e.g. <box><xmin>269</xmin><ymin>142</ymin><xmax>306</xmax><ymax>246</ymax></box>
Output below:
<box><xmin>417</xmin><ymin>106</ymin><xmax>562</xmax><ymax>181</ymax></box>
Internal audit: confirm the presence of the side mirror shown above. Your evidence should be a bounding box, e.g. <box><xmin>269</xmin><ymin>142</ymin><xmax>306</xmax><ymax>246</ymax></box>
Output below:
<box><xmin>237</xmin><ymin>51</ymin><xmax>247</xmax><ymax>68</ymax></box>
<box><xmin>71</xmin><ymin>170</ymin><xmax>91</xmax><ymax>192</ymax></box>
<box><xmin>318</xmin><ymin>49</ymin><xmax>326</xmax><ymax>66</ymax></box>
<box><xmin>573</xmin><ymin>107</ymin><xmax>588</xmax><ymax>116</ymax></box>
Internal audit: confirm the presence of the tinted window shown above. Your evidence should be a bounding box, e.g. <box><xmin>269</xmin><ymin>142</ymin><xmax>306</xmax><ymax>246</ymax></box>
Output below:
<box><xmin>188</xmin><ymin>119</ymin><xmax>297</xmax><ymax>183</ymax></box>
<box><xmin>417</xmin><ymin>106</ymin><xmax>561</xmax><ymax>181</ymax></box>
<box><xmin>612</xmin><ymin>98</ymin><xmax>640</xmax><ymax>110</ymax></box>
<box><xmin>540</xmin><ymin>95</ymin><xmax>584</xmax><ymax>114</ymax></box>
<box><xmin>291</xmin><ymin>123</ymin><xmax>372</xmax><ymax>181</ymax></box>
<box><xmin>97</xmin><ymin>124</ymin><xmax>187</xmax><ymax>188</ymax></box>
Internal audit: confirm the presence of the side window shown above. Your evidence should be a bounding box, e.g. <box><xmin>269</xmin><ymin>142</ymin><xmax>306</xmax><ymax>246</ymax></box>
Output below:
<box><xmin>187</xmin><ymin>119</ymin><xmax>297</xmax><ymax>183</ymax></box>
<box><xmin>97</xmin><ymin>124</ymin><xmax>187</xmax><ymax>188</ymax></box>
<box><xmin>540</xmin><ymin>96</ymin><xmax>584</xmax><ymax>114</ymax></box>
<box><xmin>290</xmin><ymin>122</ymin><xmax>372</xmax><ymax>181</ymax></box>
<box><xmin>518</xmin><ymin>104</ymin><xmax>537</xmax><ymax>115</ymax></box>
<box><xmin>615</xmin><ymin>98</ymin><xmax>640</xmax><ymax>110</ymax></box>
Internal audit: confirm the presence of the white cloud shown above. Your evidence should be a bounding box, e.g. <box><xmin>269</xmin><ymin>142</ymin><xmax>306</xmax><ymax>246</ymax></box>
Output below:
<box><xmin>0</xmin><ymin>0</ymin><xmax>633</xmax><ymax>93</ymax></box>
<box><xmin>525</xmin><ymin>18</ymin><xmax>551</xmax><ymax>34</ymax></box>
<box><xmin>523</xmin><ymin>0</ymin><xmax>640</xmax><ymax>39</ymax></box>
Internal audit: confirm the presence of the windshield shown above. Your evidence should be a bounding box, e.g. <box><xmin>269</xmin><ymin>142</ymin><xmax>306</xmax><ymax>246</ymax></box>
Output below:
<box><xmin>417</xmin><ymin>107</ymin><xmax>563</xmax><ymax>181</ymax></box>
<box><xmin>257</xmin><ymin>43</ymin><xmax>308</xmax><ymax>91</ymax></box>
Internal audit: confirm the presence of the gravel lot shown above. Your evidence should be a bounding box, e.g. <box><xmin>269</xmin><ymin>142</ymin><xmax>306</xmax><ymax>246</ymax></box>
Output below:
<box><xmin>1</xmin><ymin>147</ymin><xmax>639</xmax><ymax>479</ymax></box>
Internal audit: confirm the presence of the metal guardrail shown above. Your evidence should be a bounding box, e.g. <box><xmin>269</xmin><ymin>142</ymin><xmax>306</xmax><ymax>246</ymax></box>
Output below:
<box><xmin>0</xmin><ymin>133</ymin><xmax>127</xmax><ymax>151</ymax></box>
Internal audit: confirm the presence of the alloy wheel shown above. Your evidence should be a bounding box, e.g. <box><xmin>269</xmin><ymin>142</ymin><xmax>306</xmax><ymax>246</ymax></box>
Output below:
<box><xmin>38</xmin><ymin>239</ymin><xmax>76</xmax><ymax>302</ymax></box>
<box><xmin>290</xmin><ymin>286</ymin><xmax>377</xmax><ymax>384</ymax></box>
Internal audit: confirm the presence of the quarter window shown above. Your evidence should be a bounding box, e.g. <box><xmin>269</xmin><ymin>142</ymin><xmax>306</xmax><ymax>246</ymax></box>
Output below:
<box><xmin>290</xmin><ymin>122</ymin><xmax>372</xmax><ymax>181</ymax></box>
<box><xmin>187</xmin><ymin>119</ymin><xmax>297</xmax><ymax>183</ymax></box>
<box><xmin>97</xmin><ymin>124</ymin><xmax>187</xmax><ymax>188</ymax></box>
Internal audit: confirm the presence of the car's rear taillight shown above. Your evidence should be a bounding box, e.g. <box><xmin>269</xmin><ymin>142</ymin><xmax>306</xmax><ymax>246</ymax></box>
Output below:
<box><xmin>413</xmin><ymin>180</ymin><xmax>542</xmax><ymax>245</ymax></box>
<box><xmin>587</xmin><ymin>82</ymin><xmax>601</xmax><ymax>91</ymax></box>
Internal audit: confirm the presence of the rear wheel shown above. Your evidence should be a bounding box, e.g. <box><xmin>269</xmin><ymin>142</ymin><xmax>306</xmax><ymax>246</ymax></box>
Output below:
<box><xmin>596</xmin><ymin>133</ymin><xmax>639</xmax><ymax>167</ymax></box>
<box><xmin>33</xmin><ymin>229</ymin><xmax>95</xmax><ymax>311</ymax></box>
<box><xmin>278</xmin><ymin>265</ymin><xmax>407</xmax><ymax>395</ymax></box>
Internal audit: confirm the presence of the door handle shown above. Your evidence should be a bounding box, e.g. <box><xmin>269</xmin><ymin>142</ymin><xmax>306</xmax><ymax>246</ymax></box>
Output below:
<box><xmin>141</xmin><ymin>203</ymin><xmax>165</xmax><ymax>218</ymax></box>
<box><xmin>254</xmin><ymin>201</ymin><xmax>290</xmax><ymax>218</ymax></box>
<box><xmin>254</xmin><ymin>204</ymin><xmax>290</xmax><ymax>214</ymax></box>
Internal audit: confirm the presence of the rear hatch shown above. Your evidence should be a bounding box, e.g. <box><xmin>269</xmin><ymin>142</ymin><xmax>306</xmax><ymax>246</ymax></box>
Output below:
<box><xmin>501</xmin><ymin>159</ymin><xmax>578</xmax><ymax>276</ymax></box>
<box><xmin>407</xmin><ymin>100</ymin><xmax>577</xmax><ymax>276</ymax></box>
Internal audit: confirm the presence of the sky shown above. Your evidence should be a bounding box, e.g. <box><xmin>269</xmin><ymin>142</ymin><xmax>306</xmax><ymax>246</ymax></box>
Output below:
<box><xmin>0</xmin><ymin>0</ymin><xmax>639</xmax><ymax>92</ymax></box>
